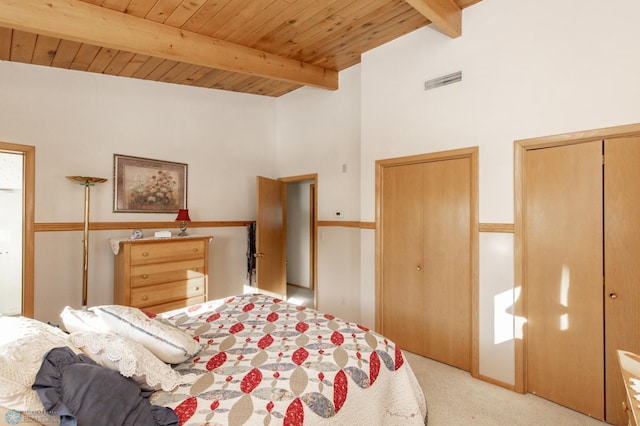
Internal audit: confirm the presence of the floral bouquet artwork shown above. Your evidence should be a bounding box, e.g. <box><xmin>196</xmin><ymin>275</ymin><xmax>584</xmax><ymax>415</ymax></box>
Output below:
<box><xmin>113</xmin><ymin>155</ymin><xmax>187</xmax><ymax>213</ymax></box>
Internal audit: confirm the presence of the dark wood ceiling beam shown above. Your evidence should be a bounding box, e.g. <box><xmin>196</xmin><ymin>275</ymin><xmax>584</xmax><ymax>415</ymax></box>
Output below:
<box><xmin>405</xmin><ymin>0</ymin><xmax>462</xmax><ymax>38</ymax></box>
<box><xmin>0</xmin><ymin>0</ymin><xmax>338</xmax><ymax>90</ymax></box>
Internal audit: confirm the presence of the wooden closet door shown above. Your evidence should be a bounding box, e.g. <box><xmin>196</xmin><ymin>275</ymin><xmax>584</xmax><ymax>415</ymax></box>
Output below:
<box><xmin>422</xmin><ymin>157</ymin><xmax>471</xmax><ymax>370</ymax></box>
<box><xmin>381</xmin><ymin>163</ymin><xmax>425</xmax><ymax>356</ymax></box>
<box><xmin>381</xmin><ymin>157</ymin><xmax>471</xmax><ymax>370</ymax></box>
<box><xmin>525</xmin><ymin>141</ymin><xmax>604</xmax><ymax>419</ymax></box>
<box><xmin>604</xmin><ymin>136</ymin><xmax>640</xmax><ymax>425</ymax></box>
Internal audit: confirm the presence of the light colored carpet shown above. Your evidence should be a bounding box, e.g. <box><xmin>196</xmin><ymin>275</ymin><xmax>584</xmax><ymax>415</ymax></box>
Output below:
<box><xmin>286</xmin><ymin>284</ymin><xmax>314</xmax><ymax>308</ymax></box>
<box><xmin>404</xmin><ymin>351</ymin><xmax>607</xmax><ymax>425</ymax></box>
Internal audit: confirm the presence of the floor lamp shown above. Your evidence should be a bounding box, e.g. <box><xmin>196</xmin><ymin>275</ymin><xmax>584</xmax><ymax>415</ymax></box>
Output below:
<box><xmin>67</xmin><ymin>176</ymin><xmax>107</xmax><ymax>309</ymax></box>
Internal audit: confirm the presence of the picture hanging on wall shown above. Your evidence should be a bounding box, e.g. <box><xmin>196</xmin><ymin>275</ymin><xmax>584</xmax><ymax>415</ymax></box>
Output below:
<box><xmin>113</xmin><ymin>154</ymin><xmax>187</xmax><ymax>213</ymax></box>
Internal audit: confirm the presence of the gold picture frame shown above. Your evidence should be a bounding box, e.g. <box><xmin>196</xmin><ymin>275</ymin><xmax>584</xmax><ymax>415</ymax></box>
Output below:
<box><xmin>113</xmin><ymin>154</ymin><xmax>187</xmax><ymax>213</ymax></box>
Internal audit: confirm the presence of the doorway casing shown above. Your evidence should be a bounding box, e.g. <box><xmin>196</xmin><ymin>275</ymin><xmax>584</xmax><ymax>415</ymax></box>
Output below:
<box><xmin>0</xmin><ymin>142</ymin><xmax>35</xmax><ymax>318</ymax></box>
<box><xmin>375</xmin><ymin>147</ymin><xmax>479</xmax><ymax>378</ymax></box>
<box><xmin>280</xmin><ymin>173</ymin><xmax>318</xmax><ymax>309</ymax></box>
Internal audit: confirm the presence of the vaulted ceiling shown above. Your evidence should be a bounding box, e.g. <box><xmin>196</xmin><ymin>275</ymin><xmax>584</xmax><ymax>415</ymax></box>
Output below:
<box><xmin>0</xmin><ymin>0</ymin><xmax>481</xmax><ymax>97</ymax></box>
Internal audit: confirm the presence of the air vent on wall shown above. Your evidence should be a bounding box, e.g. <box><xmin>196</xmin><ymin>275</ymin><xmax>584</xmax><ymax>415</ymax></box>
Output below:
<box><xmin>424</xmin><ymin>71</ymin><xmax>462</xmax><ymax>91</ymax></box>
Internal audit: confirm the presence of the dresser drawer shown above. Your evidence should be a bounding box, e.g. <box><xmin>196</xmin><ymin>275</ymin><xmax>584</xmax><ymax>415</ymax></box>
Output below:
<box><xmin>114</xmin><ymin>235</ymin><xmax>211</xmax><ymax>310</ymax></box>
<box><xmin>142</xmin><ymin>295</ymin><xmax>207</xmax><ymax>315</ymax></box>
<box><xmin>130</xmin><ymin>278</ymin><xmax>205</xmax><ymax>308</ymax></box>
<box><xmin>130</xmin><ymin>259</ymin><xmax>205</xmax><ymax>288</ymax></box>
<box><xmin>131</xmin><ymin>239</ymin><xmax>205</xmax><ymax>265</ymax></box>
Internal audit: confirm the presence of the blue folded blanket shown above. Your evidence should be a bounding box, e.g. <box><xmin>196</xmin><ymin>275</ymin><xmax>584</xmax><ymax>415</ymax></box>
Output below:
<box><xmin>32</xmin><ymin>346</ymin><xmax>178</xmax><ymax>426</ymax></box>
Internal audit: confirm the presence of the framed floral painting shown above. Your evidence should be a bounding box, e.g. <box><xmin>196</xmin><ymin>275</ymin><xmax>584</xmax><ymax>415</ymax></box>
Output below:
<box><xmin>113</xmin><ymin>154</ymin><xmax>187</xmax><ymax>213</ymax></box>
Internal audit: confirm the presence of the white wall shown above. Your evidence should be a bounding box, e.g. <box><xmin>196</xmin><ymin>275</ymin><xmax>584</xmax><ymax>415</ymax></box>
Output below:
<box><xmin>277</xmin><ymin>67</ymin><xmax>363</xmax><ymax>320</ymax></box>
<box><xmin>0</xmin><ymin>61</ymin><xmax>277</xmax><ymax>322</ymax></box>
<box><xmin>360</xmin><ymin>0</ymin><xmax>640</xmax><ymax>223</ymax></box>
<box><xmin>279</xmin><ymin>0</ymin><xmax>640</xmax><ymax>386</ymax></box>
<box><xmin>479</xmin><ymin>232</ymin><xmax>514</xmax><ymax>384</ymax></box>
<box><xmin>4</xmin><ymin>0</ymin><xmax>640</xmax><ymax>386</ymax></box>
<box><xmin>358</xmin><ymin>0</ymin><xmax>640</xmax><ymax>386</ymax></box>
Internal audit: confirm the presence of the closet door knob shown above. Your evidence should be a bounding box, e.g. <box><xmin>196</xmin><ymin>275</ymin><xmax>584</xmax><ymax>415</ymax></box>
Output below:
<box><xmin>416</xmin><ymin>266</ymin><xmax>422</xmax><ymax>271</ymax></box>
<box><xmin>609</xmin><ymin>293</ymin><xmax>618</xmax><ymax>299</ymax></box>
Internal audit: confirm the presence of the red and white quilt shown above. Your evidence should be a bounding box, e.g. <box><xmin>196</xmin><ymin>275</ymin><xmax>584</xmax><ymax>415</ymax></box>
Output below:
<box><xmin>152</xmin><ymin>294</ymin><xmax>427</xmax><ymax>425</ymax></box>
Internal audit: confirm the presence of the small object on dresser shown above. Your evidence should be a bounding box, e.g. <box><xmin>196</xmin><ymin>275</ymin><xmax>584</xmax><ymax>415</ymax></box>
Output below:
<box><xmin>175</xmin><ymin>209</ymin><xmax>191</xmax><ymax>236</ymax></box>
<box><xmin>154</xmin><ymin>231</ymin><xmax>172</xmax><ymax>238</ymax></box>
<box><xmin>130</xmin><ymin>229</ymin><xmax>143</xmax><ymax>239</ymax></box>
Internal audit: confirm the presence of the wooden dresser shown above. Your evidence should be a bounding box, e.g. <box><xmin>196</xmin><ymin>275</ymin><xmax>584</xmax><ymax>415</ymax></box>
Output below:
<box><xmin>618</xmin><ymin>350</ymin><xmax>640</xmax><ymax>426</ymax></box>
<box><xmin>113</xmin><ymin>235</ymin><xmax>212</xmax><ymax>313</ymax></box>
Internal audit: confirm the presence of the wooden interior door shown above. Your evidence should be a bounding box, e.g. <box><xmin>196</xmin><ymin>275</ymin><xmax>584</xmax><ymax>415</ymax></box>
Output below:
<box><xmin>381</xmin><ymin>157</ymin><xmax>472</xmax><ymax>370</ymax></box>
<box><xmin>604</xmin><ymin>136</ymin><xmax>640</xmax><ymax>425</ymax></box>
<box><xmin>381</xmin><ymin>163</ymin><xmax>425</xmax><ymax>355</ymax></box>
<box><xmin>423</xmin><ymin>157</ymin><xmax>471</xmax><ymax>370</ymax></box>
<box><xmin>256</xmin><ymin>176</ymin><xmax>286</xmax><ymax>298</ymax></box>
<box><xmin>525</xmin><ymin>141</ymin><xmax>604</xmax><ymax>419</ymax></box>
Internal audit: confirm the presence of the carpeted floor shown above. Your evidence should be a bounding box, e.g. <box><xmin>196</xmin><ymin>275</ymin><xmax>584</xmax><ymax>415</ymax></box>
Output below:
<box><xmin>286</xmin><ymin>284</ymin><xmax>314</xmax><ymax>308</ymax></box>
<box><xmin>404</xmin><ymin>351</ymin><xmax>607</xmax><ymax>425</ymax></box>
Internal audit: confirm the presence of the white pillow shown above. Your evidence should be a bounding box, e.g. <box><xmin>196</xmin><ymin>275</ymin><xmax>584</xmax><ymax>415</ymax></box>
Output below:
<box><xmin>69</xmin><ymin>332</ymin><xmax>194</xmax><ymax>391</ymax></box>
<box><xmin>0</xmin><ymin>316</ymin><xmax>80</xmax><ymax>412</ymax></box>
<box><xmin>60</xmin><ymin>306</ymin><xmax>109</xmax><ymax>333</ymax></box>
<box><xmin>91</xmin><ymin>305</ymin><xmax>201</xmax><ymax>364</ymax></box>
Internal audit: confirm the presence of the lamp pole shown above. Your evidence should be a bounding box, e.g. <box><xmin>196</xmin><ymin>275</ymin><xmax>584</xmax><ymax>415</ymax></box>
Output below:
<box><xmin>67</xmin><ymin>176</ymin><xmax>107</xmax><ymax>309</ymax></box>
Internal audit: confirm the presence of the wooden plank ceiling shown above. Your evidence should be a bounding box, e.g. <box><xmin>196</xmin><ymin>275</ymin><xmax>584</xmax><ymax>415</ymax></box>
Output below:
<box><xmin>0</xmin><ymin>0</ymin><xmax>481</xmax><ymax>97</ymax></box>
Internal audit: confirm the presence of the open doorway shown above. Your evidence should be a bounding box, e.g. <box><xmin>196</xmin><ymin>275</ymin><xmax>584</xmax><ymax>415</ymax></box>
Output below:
<box><xmin>0</xmin><ymin>142</ymin><xmax>35</xmax><ymax>317</ymax></box>
<box><xmin>0</xmin><ymin>152</ymin><xmax>23</xmax><ymax>315</ymax></box>
<box><xmin>284</xmin><ymin>178</ymin><xmax>316</xmax><ymax>309</ymax></box>
<box><xmin>255</xmin><ymin>174</ymin><xmax>317</xmax><ymax>309</ymax></box>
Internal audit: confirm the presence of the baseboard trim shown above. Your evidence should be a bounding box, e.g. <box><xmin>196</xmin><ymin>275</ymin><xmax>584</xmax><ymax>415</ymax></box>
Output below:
<box><xmin>479</xmin><ymin>223</ymin><xmax>514</xmax><ymax>233</ymax></box>
<box><xmin>476</xmin><ymin>373</ymin><xmax>518</xmax><ymax>393</ymax></box>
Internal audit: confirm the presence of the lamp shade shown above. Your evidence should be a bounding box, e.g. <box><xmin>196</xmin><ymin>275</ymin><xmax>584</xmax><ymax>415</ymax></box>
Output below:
<box><xmin>175</xmin><ymin>209</ymin><xmax>191</xmax><ymax>222</ymax></box>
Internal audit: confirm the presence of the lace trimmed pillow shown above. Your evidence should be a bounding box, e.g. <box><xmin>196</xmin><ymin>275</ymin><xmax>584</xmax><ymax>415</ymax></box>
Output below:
<box><xmin>91</xmin><ymin>305</ymin><xmax>201</xmax><ymax>364</ymax></box>
<box><xmin>0</xmin><ymin>316</ymin><xmax>80</xmax><ymax>413</ymax></box>
<box><xmin>60</xmin><ymin>306</ymin><xmax>110</xmax><ymax>333</ymax></box>
<box><xmin>69</xmin><ymin>332</ymin><xmax>195</xmax><ymax>391</ymax></box>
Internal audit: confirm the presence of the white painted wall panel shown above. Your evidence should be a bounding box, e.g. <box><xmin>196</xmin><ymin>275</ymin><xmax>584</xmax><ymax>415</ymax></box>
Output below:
<box><xmin>277</xmin><ymin>67</ymin><xmax>363</xmax><ymax>323</ymax></box>
<box><xmin>0</xmin><ymin>62</ymin><xmax>276</xmax><ymax>322</ymax></box>
<box><xmin>316</xmin><ymin>226</ymin><xmax>361</xmax><ymax>323</ymax></box>
<box><xmin>479</xmin><ymin>232</ymin><xmax>515</xmax><ymax>385</ymax></box>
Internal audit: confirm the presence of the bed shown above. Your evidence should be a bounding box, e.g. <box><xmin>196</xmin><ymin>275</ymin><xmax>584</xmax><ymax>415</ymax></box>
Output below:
<box><xmin>0</xmin><ymin>294</ymin><xmax>427</xmax><ymax>425</ymax></box>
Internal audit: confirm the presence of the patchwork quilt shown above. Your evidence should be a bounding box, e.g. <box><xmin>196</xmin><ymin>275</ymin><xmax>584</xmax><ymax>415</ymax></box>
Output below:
<box><xmin>152</xmin><ymin>294</ymin><xmax>427</xmax><ymax>425</ymax></box>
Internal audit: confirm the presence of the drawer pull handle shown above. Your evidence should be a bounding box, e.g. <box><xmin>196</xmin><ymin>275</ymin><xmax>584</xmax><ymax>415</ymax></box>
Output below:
<box><xmin>192</xmin><ymin>248</ymin><xmax>199</xmax><ymax>253</ymax></box>
<box><xmin>142</xmin><ymin>252</ymin><xmax>149</xmax><ymax>257</ymax></box>
<box><xmin>193</xmin><ymin>268</ymin><xmax>199</xmax><ymax>272</ymax></box>
<box><xmin>195</xmin><ymin>287</ymin><xmax>200</xmax><ymax>291</ymax></box>
<box><xmin>141</xmin><ymin>274</ymin><xmax>148</xmax><ymax>279</ymax></box>
<box><xmin>141</xmin><ymin>295</ymin><xmax>148</xmax><ymax>301</ymax></box>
